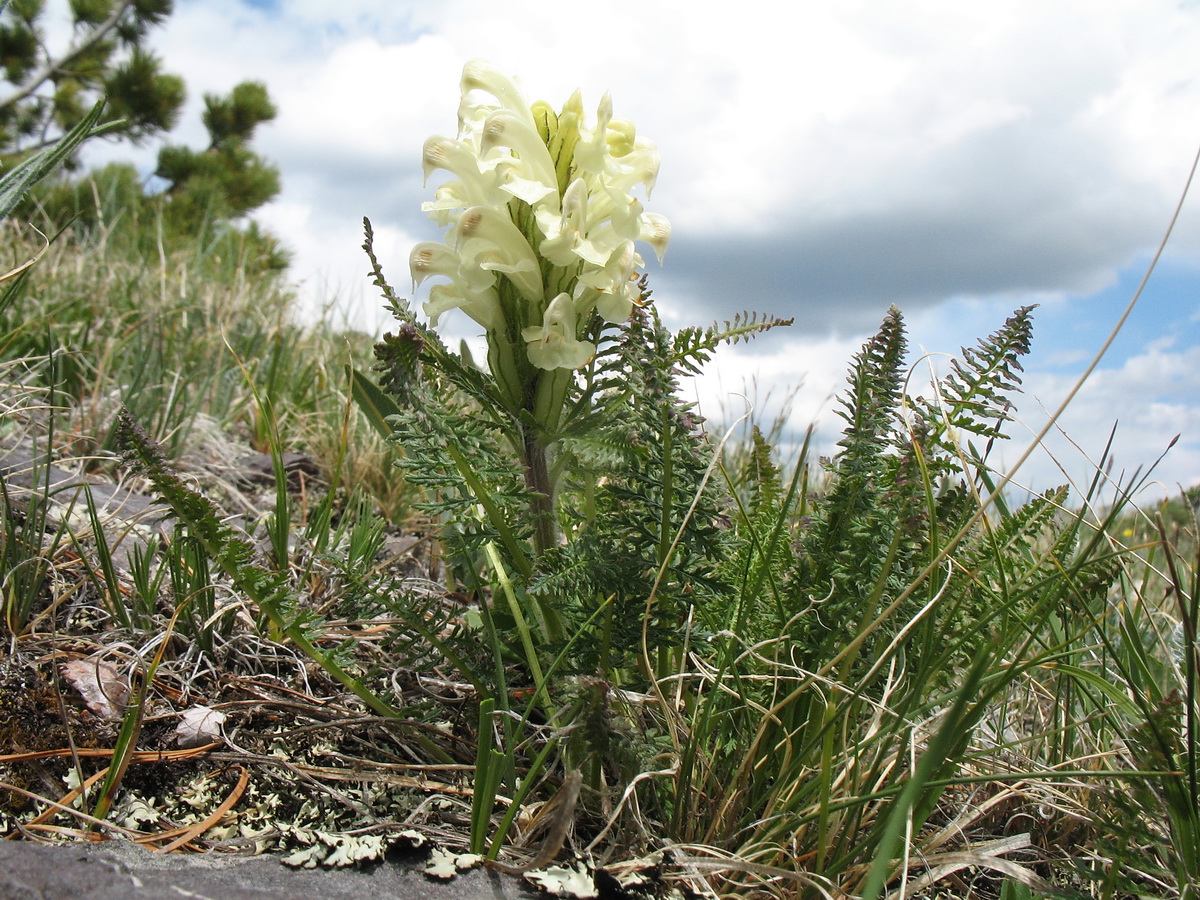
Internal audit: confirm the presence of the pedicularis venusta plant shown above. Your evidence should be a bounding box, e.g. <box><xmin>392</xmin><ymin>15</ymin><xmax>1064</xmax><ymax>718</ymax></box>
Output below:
<box><xmin>365</xmin><ymin>62</ymin><xmax>1189</xmax><ymax>894</ymax></box>
<box><xmin>406</xmin><ymin>58</ymin><xmax>672</xmax><ymax>551</ymax></box>
<box><xmin>367</xmin><ymin>59</ymin><xmax>789</xmax><ymax>677</ymax></box>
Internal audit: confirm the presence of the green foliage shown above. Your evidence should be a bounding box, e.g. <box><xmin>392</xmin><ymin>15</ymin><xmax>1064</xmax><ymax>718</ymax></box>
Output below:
<box><xmin>915</xmin><ymin>305</ymin><xmax>1036</xmax><ymax>482</ymax></box>
<box><xmin>0</xmin><ymin>0</ymin><xmax>182</xmax><ymax>161</ymax></box>
<box><xmin>360</xmin><ymin>197</ymin><xmax>1144</xmax><ymax>895</ymax></box>
<box><xmin>155</xmin><ymin>80</ymin><xmax>281</xmax><ymax>220</ymax></box>
<box><xmin>534</xmin><ymin>307</ymin><xmax>734</xmax><ymax>677</ymax></box>
<box><xmin>22</xmin><ymin>80</ymin><xmax>286</xmax><ymax>274</ymax></box>
<box><xmin>771</xmin><ymin>305</ymin><xmax>1052</xmax><ymax>677</ymax></box>
<box><xmin>0</xmin><ymin>448</ymin><xmax>71</xmax><ymax>635</ymax></box>
<box><xmin>1070</xmin><ymin>500</ymin><xmax>1200</xmax><ymax>899</ymax></box>
<box><xmin>785</xmin><ymin>306</ymin><xmax>912</xmax><ymax>659</ymax></box>
<box><xmin>0</xmin><ymin>96</ymin><xmax>109</xmax><ymax>220</ymax></box>
<box><xmin>202</xmin><ymin>80</ymin><xmax>274</xmax><ymax>145</ymax></box>
<box><xmin>926</xmin><ymin>305</ymin><xmax>1034</xmax><ymax>439</ymax></box>
<box><xmin>365</xmin><ymin>219</ymin><xmax>790</xmax><ymax>684</ymax></box>
<box><xmin>712</xmin><ymin>423</ymin><xmax>807</xmax><ymax>641</ymax></box>
<box><xmin>115</xmin><ymin>407</ymin><xmax>402</xmax><ymax>719</ymax></box>
<box><xmin>1</xmin><ymin>97</ymin><xmax>111</xmax><ymax>638</ymax></box>
<box><xmin>671</xmin><ymin>309</ymin><xmax>795</xmax><ymax>376</ymax></box>
<box><xmin>638</xmin><ymin>304</ymin><xmax>1145</xmax><ymax>898</ymax></box>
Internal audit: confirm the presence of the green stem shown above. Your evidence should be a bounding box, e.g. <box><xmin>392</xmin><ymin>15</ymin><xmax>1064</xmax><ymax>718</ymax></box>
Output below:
<box><xmin>525</xmin><ymin>366</ymin><xmax>574</xmax><ymax>555</ymax></box>
<box><xmin>487</xmin><ymin>326</ymin><xmax>529</xmax><ymax>424</ymax></box>
<box><xmin>653</xmin><ymin>406</ymin><xmax>675</xmax><ymax>678</ymax></box>
<box><xmin>446</xmin><ymin>443</ymin><xmax>533</xmax><ymax>579</ymax></box>
<box><xmin>486</xmin><ymin>541</ymin><xmax>549</xmax><ymax>684</ymax></box>
<box><xmin>597</xmin><ymin>593</ymin><xmax>614</xmax><ymax>681</ymax></box>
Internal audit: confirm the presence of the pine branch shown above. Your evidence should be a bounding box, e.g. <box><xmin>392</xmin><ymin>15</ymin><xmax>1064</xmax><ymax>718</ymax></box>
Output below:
<box><xmin>0</xmin><ymin>0</ymin><xmax>135</xmax><ymax>112</ymax></box>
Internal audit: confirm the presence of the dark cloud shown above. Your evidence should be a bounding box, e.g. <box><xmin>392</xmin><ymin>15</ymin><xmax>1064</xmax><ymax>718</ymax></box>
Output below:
<box><xmin>657</xmin><ymin>211</ymin><xmax>1137</xmax><ymax>333</ymax></box>
<box><xmin>656</xmin><ymin>122</ymin><xmax>1165</xmax><ymax>333</ymax></box>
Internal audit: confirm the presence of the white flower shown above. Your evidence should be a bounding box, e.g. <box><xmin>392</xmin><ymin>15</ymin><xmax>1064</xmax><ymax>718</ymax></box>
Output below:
<box><xmin>409</xmin><ymin>242</ymin><xmax>501</xmax><ymax>329</ymax></box>
<box><xmin>455</xmin><ymin>206</ymin><xmax>543</xmax><ymax>302</ymax></box>
<box><xmin>420</xmin><ymin>136</ymin><xmax>507</xmax><ymax>222</ymax></box>
<box><xmin>538</xmin><ymin>178</ymin><xmax>611</xmax><ymax>267</ymax></box>
<box><xmin>577</xmin><ymin>241</ymin><xmax>643</xmax><ymax>323</ymax></box>
<box><xmin>480</xmin><ymin>109</ymin><xmax>559</xmax><ymax>206</ymax></box>
<box><xmin>636</xmin><ymin>212</ymin><xmax>671</xmax><ymax>263</ymax></box>
<box><xmin>458</xmin><ymin>59</ymin><xmax>536</xmax><ymax>132</ymax></box>
<box><xmin>522</xmin><ymin>293</ymin><xmax>595</xmax><ymax>370</ymax></box>
<box><xmin>425</xmin><ymin>282</ymin><xmax>503</xmax><ymax>331</ymax></box>
<box><xmin>410</xmin><ymin>242</ymin><xmax>485</xmax><ymax>294</ymax></box>
<box><xmin>572</xmin><ymin>91</ymin><xmax>614</xmax><ymax>177</ymax></box>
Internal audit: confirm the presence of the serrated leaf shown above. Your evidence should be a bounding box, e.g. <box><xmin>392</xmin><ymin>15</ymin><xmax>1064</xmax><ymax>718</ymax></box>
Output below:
<box><xmin>0</xmin><ymin>100</ymin><xmax>117</xmax><ymax>221</ymax></box>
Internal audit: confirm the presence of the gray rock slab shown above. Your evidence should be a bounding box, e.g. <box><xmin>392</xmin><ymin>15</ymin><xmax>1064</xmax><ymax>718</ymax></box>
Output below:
<box><xmin>0</xmin><ymin>839</ymin><xmax>542</xmax><ymax>900</ymax></box>
<box><xmin>0</xmin><ymin>440</ymin><xmax>171</xmax><ymax>570</ymax></box>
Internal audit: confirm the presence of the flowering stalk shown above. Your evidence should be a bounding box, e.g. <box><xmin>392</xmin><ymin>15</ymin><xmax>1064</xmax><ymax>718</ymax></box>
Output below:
<box><xmin>411</xmin><ymin>60</ymin><xmax>670</xmax><ymax>553</ymax></box>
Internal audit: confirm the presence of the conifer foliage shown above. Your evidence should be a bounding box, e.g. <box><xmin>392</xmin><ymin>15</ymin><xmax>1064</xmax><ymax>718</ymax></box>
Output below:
<box><xmin>155</xmin><ymin>80</ymin><xmax>280</xmax><ymax>221</ymax></box>
<box><xmin>0</xmin><ymin>0</ymin><xmax>183</xmax><ymax>162</ymax></box>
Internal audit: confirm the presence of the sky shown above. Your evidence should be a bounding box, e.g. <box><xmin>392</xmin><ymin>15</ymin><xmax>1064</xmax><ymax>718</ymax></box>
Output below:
<box><xmin>73</xmin><ymin>0</ymin><xmax>1200</xmax><ymax>504</ymax></box>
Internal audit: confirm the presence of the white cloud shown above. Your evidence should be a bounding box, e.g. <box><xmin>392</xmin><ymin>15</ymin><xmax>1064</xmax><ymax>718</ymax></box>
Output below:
<box><xmin>1013</xmin><ymin>341</ymin><xmax>1200</xmax><ymax>497</ymax></box>
<box><xmin>686</xmin><ymin>332</ymin><xmax>863</xmax><ymax>443</ymax></box>
<box><xmin>268</xmin><ymin>36</ymin><xmax>461</xmax><ymax>163</ymax></box>
<box><xmin>69</xmin><ymin>0</ymin><xmax>1200</xmax><ymax>494</ymax></box>
<box><xmin>252</xmin><ymin>197</ymin><xmax>416</xmax><ymax>332</ymax></box>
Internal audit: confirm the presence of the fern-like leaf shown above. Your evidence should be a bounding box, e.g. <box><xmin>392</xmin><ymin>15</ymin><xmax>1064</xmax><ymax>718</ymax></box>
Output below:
<box><xmin>671</xmin><ymin>311</ymin><xmax>794</xmax><ymax>376</ymax></box>
<box><xmin>925</xmin><ymin>304</ymin><xmax>1036</xmax><ymax>441</ymax></box>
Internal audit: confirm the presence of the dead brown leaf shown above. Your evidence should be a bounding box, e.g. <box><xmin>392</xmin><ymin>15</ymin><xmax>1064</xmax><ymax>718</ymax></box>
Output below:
<box><xmin>60</xmin><ymin>656</ymin><xmax>130</xmax><ymax>719</ymax></box>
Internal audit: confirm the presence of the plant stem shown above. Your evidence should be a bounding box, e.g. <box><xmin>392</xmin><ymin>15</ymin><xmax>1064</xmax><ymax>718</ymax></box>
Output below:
<box><xmin>523</xmin><ymin>424</ymin><xmax>558</xmax><ymax>558</ymax></box>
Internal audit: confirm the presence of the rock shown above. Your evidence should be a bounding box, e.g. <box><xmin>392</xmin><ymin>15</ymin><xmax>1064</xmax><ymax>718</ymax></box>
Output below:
<box><xmin>0</xmin><ymin>838</ymin><xmax>539</xmax><ymax>900</ymax></box>
<box><xmin>0</xmin><ymin>439</ymin><xmax>171</xmax><ymax>571</ymax></box>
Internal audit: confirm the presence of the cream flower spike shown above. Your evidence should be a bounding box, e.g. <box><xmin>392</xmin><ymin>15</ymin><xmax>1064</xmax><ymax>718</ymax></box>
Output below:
<box><xmin>413</xmin><ymin>59</ymin><xmax>669</xmax><ymax>366</ymax></box>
